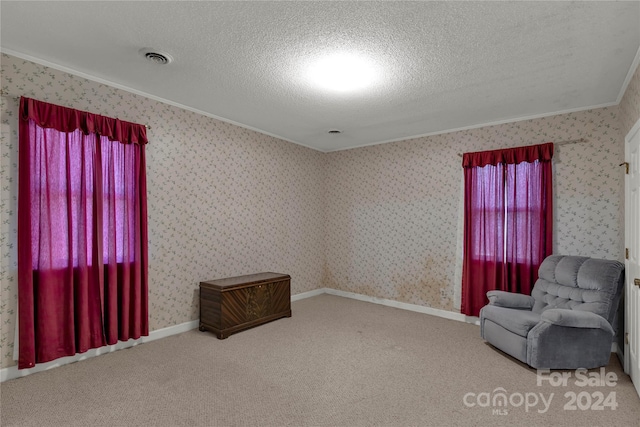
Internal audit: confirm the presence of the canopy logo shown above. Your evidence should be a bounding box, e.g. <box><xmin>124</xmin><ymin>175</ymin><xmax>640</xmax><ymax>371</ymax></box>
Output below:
<box><xmin>463</xmin><ymin>388</ymin><xmax>553</xmax><ymax>415</ymax></box>
<box><xmin>462</xmin><ymin>368</ymin><xmax>619</xmax><ymax>415</ymax></box>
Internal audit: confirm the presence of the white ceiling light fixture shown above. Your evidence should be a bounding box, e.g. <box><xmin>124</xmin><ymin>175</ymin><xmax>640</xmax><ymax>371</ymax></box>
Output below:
<box><xmin>307</xmin><ymin>52</ymin><xmax>379</xmax><ymax>93</ymax></box>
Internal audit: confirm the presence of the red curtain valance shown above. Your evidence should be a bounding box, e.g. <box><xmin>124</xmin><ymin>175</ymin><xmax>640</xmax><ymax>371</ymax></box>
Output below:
<box><xmin>19</xmin><ymin>97</ymin><xmax>148</xmax><ymax>145</ymax></box>
<box><xmin>462</xmin><ymin>142</ymin><xmax>553</xmax><ymax>168</ymax></box>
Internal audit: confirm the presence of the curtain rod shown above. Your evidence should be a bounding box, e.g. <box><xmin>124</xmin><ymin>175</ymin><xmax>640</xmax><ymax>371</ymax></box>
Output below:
<box><xmin>457</xmin><ymin>138</ymin><xmax>587</xmax><ymax>158</ymax></box>
<box><xmin>0</xmin><ymin>90</ymin><xmax>151</xmax><ymax>130</ymax></box>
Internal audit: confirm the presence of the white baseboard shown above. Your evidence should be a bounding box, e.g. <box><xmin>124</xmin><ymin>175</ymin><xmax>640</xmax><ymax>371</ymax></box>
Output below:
<box><xmin>0</xmin><ymin>319</ymin><xmax>199</xmax><ymax>383</ymax></box>
<box><xmin>291</xmin><ymin>288</ymin><xmax>326</xmax><ymax>302</ymax></box>
<box><xmin>322</xmin><ymin>288</ymin><xmax>480</xmax><ymax>325</ymax></box>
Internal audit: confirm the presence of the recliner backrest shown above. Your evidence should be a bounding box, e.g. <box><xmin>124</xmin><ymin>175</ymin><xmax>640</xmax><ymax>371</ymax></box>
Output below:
<box><xmin>531</xmin><ymin>255</ymin><xmax>625</xmax><ymax>327</ymax></box>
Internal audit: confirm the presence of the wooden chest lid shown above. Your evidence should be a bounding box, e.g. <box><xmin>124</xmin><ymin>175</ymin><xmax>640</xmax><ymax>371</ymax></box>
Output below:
<box><xmin>200</xmin><ymin>272</ymin><xmax>290</xmax><ymax>290</ymax></box>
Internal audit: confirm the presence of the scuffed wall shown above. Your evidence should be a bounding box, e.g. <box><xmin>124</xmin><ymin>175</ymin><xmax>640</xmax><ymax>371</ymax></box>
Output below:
<box><xmin>325</xmin><ymin>107</ymin><xmax>625</xmax><ymax>311</ymax></box>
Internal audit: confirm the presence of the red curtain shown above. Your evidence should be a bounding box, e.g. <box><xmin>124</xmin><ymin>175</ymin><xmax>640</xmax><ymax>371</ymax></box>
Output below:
<box><xmin>17</xmin><ymin>97</ymin><xmax>148</xmax><ymax>369</ymax></box>
<box><xmin>461</xmin><ymin>143</ymin><xmax>553</xmax><ymax>317</ymax></box>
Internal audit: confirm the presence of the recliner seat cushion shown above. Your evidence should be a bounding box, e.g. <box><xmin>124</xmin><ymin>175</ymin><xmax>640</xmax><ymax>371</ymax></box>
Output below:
<box><xmin>481</xmin><ymin>305</ymin><xmax>541</xmax><ymax>338</ymax></box>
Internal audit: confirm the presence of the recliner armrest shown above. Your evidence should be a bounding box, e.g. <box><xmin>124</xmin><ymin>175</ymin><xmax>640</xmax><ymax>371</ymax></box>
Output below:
<box><xmin>540</xmin><ymin>309</ymin><xmax>614</xmax><ymax>334</ymax></box>
<box><xmin>486</xmin><ymin>290</ymin><xmax>534</xmax><ymax>309</ymax></box>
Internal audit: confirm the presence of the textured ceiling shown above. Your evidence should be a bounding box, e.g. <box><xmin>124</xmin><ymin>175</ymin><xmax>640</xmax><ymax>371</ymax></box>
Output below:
<box><xmin>2</xmin><ymin>1</ymin><xmax>639</xmax><ymax>152</ymax></box>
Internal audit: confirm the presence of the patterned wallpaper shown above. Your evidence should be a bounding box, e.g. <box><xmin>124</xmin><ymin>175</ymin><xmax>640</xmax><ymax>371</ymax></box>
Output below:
<box><xmin>1</xmin><ymin>52</ymin><xmax>637</xmax><ymax>370</ymax></box>
<box><xmin>324</xmin><ymin>106</ymin><xmax>628</xmax><ymax>312</ymax></box>
<box><xmin>620</xmin><ymin>60</ymin><xmax>640</xmax><ymax>137</ymax></box>
<box><xmin>0</xmin><ymin>54</ymin><xmax>326</xmax><ymax>368</ymax></box>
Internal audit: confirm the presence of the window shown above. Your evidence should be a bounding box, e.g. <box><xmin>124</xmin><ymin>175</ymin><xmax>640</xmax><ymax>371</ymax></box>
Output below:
<box><xmin>17</xmin><ymin>97</ymin><xmax>149</xmax><ymax>369</ymax></box>
<box><xmin>461</xmin><ymin>143</ymin><xmax>553</xmax><ymax>317</ymax></box>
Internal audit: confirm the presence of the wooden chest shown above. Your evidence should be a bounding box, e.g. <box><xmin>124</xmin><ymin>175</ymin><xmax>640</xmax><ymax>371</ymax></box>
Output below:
<box><xmin>199</xmin><ymin>272</ymin><xmax>291</xmax><ymax>339</ymax></box>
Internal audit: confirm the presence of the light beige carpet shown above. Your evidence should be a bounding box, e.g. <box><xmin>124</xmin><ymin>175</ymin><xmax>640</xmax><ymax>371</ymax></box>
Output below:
<box><xmin>1</xmin><ymin>294</ymin><xmax>638</xmax><ymax>426</ymax></box>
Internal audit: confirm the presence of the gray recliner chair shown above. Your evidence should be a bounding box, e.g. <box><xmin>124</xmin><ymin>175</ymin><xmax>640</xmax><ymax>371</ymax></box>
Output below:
<box><xmin>480</xmin><ymin>255</ymin><xmax>624</xmax><ymax>369</ymax></box>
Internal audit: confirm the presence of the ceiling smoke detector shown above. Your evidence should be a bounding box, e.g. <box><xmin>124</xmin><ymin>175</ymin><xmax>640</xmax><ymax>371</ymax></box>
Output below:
<box><xmin>139</xmin><ymin>48</ymin><xmax>173</xmax><ymax>65</ymax></box>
